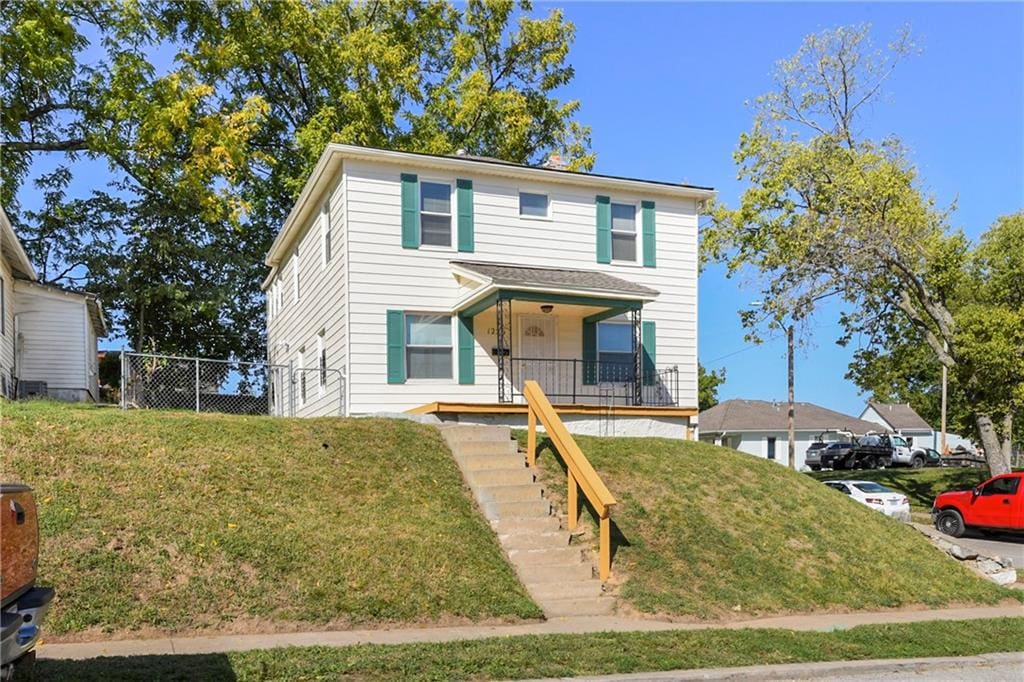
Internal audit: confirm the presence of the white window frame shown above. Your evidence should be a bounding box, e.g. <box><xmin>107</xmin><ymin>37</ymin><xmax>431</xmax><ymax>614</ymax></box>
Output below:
<box><xmin>610</xmin><ymin>201</ymin><xmax>639</xmax><ymax>264</ymax></box>
<box><xmin>518</xmin><ymin>190</ymin><xmax>551</xmax><ymax>220</ymax></box>
<box><xmin>291</xmin><ymin>248</ymin><xmax>300</xmax><ymax>302</ymax></box>
<box><xmin>297</xmin><ymin>347</ymin><xmax>306</xmax><ymax>407</ymax></box>
<box><xmin>320</xmin><ymin>201</ymin><xmax>331</xmax><ymax>269</ymax></box>
<box><xmin>404</xmin><ymin>312</ymin><xmax>454</xmax><ymax>381</ymax></box>
<box><xmin>418</xmin><ymin>179</ymin><xmax>453</xmax><ymax>249</ymax></box>
<box><xmin>317</xmin><ymin>330</ymin><xmax>326</xmax><ymax>394</ymax></box>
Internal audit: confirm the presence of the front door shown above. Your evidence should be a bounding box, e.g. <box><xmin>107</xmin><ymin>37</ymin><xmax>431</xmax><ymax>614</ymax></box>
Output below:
<box><xmin>516</xmin><ymin>315</ymin><xmax>559</xmax><ymax>399</ymax></box>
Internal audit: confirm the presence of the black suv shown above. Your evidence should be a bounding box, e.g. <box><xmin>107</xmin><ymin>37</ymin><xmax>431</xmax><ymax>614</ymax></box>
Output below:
<box><xmin>818</xmin><ymin>442</ymin><xmax>856</xmax><ymax>470</ymax></box>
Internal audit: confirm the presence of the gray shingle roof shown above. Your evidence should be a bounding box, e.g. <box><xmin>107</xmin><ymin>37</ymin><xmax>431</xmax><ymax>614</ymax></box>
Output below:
<box><xmin>699</xmin><ymin>399</ymin><xmax>883</xmax><ymax>435</ymax></box>
<box><xmin>451</xmin><ymin>261</ymin><xmax>659</xmax><ymax>299</ymax></box>
<box><xmin>866</xmin><ymin>402</ymin><xmax>933</xmax><ymax>431</ymax></box>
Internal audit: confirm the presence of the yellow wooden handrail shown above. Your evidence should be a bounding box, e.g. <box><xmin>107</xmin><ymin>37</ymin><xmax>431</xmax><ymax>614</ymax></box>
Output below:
<box><xmin>523</xmin><ymin>380</ymin><xmax>617</xmax><ymax>580</ymax></box>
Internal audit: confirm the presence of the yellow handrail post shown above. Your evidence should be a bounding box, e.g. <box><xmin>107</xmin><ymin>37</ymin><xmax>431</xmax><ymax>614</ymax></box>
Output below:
<box><xmin>567</xmin><ymin>469</ymin><xmax>578</xmax><ymax>530</ymax></box>
<box><xmin>527</xmin><ymin>406</ymin><xmax>537</xmax><ymax>467</ymax></box>
<box><xmin>599</xmin><ymin>516</ymin><xmax>610</xmax><ymax>581</ymax></box>
<box><xmin>522</xmin><ymin>379</ymin><xmax>617</xmax><ymax>582</ymax></box>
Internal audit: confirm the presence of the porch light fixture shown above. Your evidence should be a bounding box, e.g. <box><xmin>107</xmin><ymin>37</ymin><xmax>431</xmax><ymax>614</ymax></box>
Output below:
<box><xmin>540</xmin><ymin>304</ymin><xmax>554</xmax><ymax>314</ymax></box>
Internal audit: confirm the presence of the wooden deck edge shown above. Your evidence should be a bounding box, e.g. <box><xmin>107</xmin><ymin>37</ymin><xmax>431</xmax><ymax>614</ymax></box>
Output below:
<box><xmin>406</xmin><ymin>402</ymin><xmax>699</xmax><ymax>418</ymax></box>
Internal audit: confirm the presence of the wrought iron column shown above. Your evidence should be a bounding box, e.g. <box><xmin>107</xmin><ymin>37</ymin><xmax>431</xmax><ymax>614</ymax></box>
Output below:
<box><xmin>496</xmin><ymin>295</ymin><xmax>512</xmax><ymax>402</ymax></box>
<box><xmin>631</xmin><ymin>308</ymin><xmax>642</xmax><ymax>406</ymax></box>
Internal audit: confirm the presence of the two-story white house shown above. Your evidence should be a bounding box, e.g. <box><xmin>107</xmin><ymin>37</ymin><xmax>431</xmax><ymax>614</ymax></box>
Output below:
<box><xmin>262</xmin><ymin>145</ymin><xmax>713</xmax><ymax>437</ymax></box>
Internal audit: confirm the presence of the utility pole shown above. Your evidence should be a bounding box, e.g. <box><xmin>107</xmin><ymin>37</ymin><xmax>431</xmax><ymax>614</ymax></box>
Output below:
<box><xmin>940</xmin><ymin>343</ymin><xmax>948</xmax><ymax>454</ymax></box>
<box><xmin>787</xmin><ymin>324</ymin><xmax>796</xmax><ymax>470</ymax></box>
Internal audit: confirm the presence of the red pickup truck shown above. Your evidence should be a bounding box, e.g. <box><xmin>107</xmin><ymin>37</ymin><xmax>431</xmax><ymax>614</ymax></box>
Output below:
<box><xmin>932</xmin><ymin>472</ymin><xmax>1024</xmax><ymax>537</ymax></box>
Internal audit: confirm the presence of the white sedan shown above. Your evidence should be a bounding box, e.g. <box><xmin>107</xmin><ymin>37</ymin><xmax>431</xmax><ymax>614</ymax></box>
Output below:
<box><xmin>823</xmin><ymin>480</ymin><xmax>911</xmax><ymax>521</ymax></box>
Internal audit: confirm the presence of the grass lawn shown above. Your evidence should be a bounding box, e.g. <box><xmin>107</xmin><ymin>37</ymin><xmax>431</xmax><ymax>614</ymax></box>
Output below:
<box><xmin>0</xmin><ymin>400</ymin><xmax>541</xmax><ymax>637</ymax></box>
<box><xmin>807</xmin><ymin>467</ymin><xmax>992</xmax><ymax>512</ymax></box>
<box><xmin>33</xmin><ymin>617</ymin><xmax>1024</xmax><ymax>681</ymax></box>
<box><xmin>515</xmin><ymin>432</ymin><xmax>1015</xmax><ymax>619</ymax></box>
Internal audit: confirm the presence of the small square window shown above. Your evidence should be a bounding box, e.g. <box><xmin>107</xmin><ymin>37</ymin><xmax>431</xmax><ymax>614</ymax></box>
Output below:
<box><xmin>519</xmin><ymin>192</ymin><xmax>549</xmax><ymax>218</ymax></box>
<box><xmin>420</xmin><ymin>182</ymin><xmax>451</xmax><ymax>246</ymax></box>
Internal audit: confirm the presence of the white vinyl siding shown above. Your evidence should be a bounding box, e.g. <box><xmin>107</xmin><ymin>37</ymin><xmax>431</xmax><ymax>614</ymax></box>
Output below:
<box><xmin>265</xmin><ymin>174</ymin><xmax>348</xmax><ymax>416</ymax></box>
<box><xmin>0</xmin><ymin>259</ymin><xmax>15</xmax><ymax>382</ymax></box>
<box><xmin>340</xmin><ymin>158</ymin><xmax>698</xmax><ymax>414</ymax></box>
<box><xmin>12</xmin><ymin>282</ymin><xmax>92</xmax><ymax>400</ymax></box>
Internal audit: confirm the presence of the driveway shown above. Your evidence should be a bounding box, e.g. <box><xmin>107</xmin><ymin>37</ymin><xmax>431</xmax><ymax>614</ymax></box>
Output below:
<box><xmin>915</xmin><ymin>523</ymin><xmax>1024</xmax><ymax>567</ymax></box>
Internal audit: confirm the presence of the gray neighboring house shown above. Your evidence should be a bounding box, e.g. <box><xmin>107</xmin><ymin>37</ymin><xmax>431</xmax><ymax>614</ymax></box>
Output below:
<box><xmin>859</xmin><ymin>401</ymin><xmax>935</xmax><ymax>449</ymax></box>
<box><xmin>1</xmin><ymin>206</ymin><xmax>108</xmax><ymax>401</ymax></box>
<box><xmin>698</xmin><ymin>399</ymin><xmax>882</xmax><ymax>470</ymax></box>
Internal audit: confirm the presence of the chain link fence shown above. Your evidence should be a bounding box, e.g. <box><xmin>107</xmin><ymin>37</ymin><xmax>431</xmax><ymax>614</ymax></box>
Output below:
<box><xmin>120</xmin><ymin>351</ymin><xmax>344</xmax><ymax>416</ymax></box>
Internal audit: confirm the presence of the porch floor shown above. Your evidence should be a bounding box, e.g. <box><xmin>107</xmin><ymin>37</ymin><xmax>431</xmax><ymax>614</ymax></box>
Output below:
<box><xmin>408</xmin><ymin>401</ymin><xmax>698</xmax><ymax>418</ymax></box>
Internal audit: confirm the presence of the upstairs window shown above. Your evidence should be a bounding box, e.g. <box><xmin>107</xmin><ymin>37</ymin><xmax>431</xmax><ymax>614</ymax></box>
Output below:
<box><xmin>420</xmin><ymin>181</ymin><xmax>452</xmax><ymax>246</ymax></box>
<box><xmin>519</xmin><ymin>192</ymin><xmax>549</xmax><ymax>218</ymax></box>
<box><xmin>405</xmin><ymin>314</ymin><xmax>452</xmax><ymax>379</ymax></box>
<box><xmin>291</xmin><ymin>247</ymin><xmax>300</xmax><ymax>302</ymax></box>
<box><xmin>2</xmin><ymin>277</ymin><xmax>6</xmax><ymax>336</ymax></box>
<box><xmin>610</xmin><ymin>203</ymin><xmax>637</xmax><ymax>262</ymax></box>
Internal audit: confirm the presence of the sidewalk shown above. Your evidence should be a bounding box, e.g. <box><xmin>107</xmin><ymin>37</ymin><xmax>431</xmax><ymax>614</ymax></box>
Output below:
<box><xmin>523</xmin><ymin>652</ymin><xmax>1024</xmax><ymax>681</ymax></box>
<box><xmin>37</xmin><ymin>604</ymin><xmax>1024</xmax><ymax>660</ymax></box>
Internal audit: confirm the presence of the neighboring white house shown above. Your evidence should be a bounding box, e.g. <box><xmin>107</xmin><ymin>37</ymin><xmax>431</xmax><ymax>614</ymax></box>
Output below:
<box><xmin>858</xmin><ymin>400</ymin><xmax>977</xmax><ymax>453</ymax></box>
<box><xmin>859</xmin><ymin>401</ymin><xmax>935</xmax><ymax>449</ymax></box>
<box><xmin>262</xmin><ymin>145</ymin><xmax>714</xmax><ymax>437</ymax></box>
<box><xmin>1</xmin><ymin>207</ymin><xmax>107</xmax><ymax>402</ymax></box>
<box><xmin>698</xmin><ymin>399</ymin><xmax>882</xmax><ymax>470</ymax></box>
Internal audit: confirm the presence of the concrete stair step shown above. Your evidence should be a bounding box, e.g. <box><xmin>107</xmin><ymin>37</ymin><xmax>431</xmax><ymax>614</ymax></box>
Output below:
<box><xmin>508</xmin><ymin>546</ymin><xmax>583</xmax><ymax>566</ymax></box>
<box><xmin>440</xmin><ymin>425</ymin><xmax>512</xmax><ymax>443</ymax></box>
<box><xmin>517</xmin><ymin>562</ymin><xmax>594</xmax><ymax>583</ymax></box>
<box><xmin>450</xmin><ymin>440</ymin><xmax>519</xmax><ymax>457</ymax></box>
<box><xmin>499</xmin><ymin>530</ymin><xmax>571</xmax><ymax>550</ymax></box>
<box><xmin>491</xmin><ymin>517</ymin><xmax>562</xmax><ymax>535</ymax></box>
<box><xmin>458</xmin><ymin>453</ymin><xmax>525</xmax><ymax>471</ymax></box>
<box><xmin>530</xmin><ymin>580</ymin><xmax>604</xmax><ymax>600</ymax></box>
<box><xmin>481</xmin><ymin>484</ymin><xmax>543</xmax><ymax>503</ymax></box>
<box><xmin>538</xmin><ymin>596</ymin><xmax>615</xmax><ymax>618</ymax></box>
<box><xmin>492</xmin><ymin>499</ymin><xmax>551</xmax><ymax>519</ymax></box>
<box><xmin>465</xmin><ymin>468</ymin><xmax>535</xmax><ymax>487</ymax></box>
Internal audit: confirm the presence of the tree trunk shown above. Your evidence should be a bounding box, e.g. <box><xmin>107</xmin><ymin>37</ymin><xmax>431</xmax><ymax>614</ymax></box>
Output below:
<box><xmin>975</xmin><ymin>412</ymin><xmax>1011</xmax><ymax>475</ymax></box>
<box><xmin>1001</xmin><ymin>412</ymin><xmax>1013</xmax><ymax>467</ymax></box>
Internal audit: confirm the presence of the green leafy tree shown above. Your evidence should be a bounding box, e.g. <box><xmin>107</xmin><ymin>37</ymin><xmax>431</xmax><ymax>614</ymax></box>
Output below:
<box><xmin>698</xmin><ymin>363</ymin><xmax>726</xmax><ymax>411</ymax></box>
<box><xmin>704</xmin><ymin>25</ymin><xmax>1020</xmax><ymax>473</ymax></box>
<box><xmin>1</xmin><ymin>0</ymin><xmax>591</xmax><ymax>359</ymax></box>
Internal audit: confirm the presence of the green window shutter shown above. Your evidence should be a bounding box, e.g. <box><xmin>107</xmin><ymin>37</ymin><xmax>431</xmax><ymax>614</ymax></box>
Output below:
<box><xmin>457</xmin><ymin>315</ymin><xmax>475</xmax><ymax>384</ymax></box>
<box><xmin>641</xmin><ymin>200</ymin><xmax>656</xmax><ymax>267</ymax></box>
<box><xmin>456</xmin><ymin>179</ymin><xmax>474</xmax><ymax>253</ymax></box>
<box><xmin>386</xmin><ymin>309</ymin><xmax>406</xmax><ymax>384</ymax></box>
<box><xmin>595</xmin><ymin>195</ymin><xmax>611</xmax><ymax>264</ymax></box>
<box><xmin>641</xmin><ymin>320</ymin><xmax>656</xmax><ymax>385</ymax></box>
<box><xmin>400</xmin><ymin>173</ymin><xmax>419</xmax><ymax>249</ymax></box>
<box><xmin>582</xmin><ymin>320</ymin><xmax>597</xmax><ymax>385</ymax></box>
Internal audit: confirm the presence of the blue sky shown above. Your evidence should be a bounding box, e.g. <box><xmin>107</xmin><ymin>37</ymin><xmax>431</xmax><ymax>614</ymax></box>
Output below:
<box><xmin>547</xmin><ymin>1</ymin><xmax>1024</xmax><ymax>417</ymax></box>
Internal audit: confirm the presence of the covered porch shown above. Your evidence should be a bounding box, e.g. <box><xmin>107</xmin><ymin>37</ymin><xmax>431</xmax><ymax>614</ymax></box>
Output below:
<box><xmin>449</xmin><ymin>261</ymin><xmax>681</xmax><ymax>408</ymax></box>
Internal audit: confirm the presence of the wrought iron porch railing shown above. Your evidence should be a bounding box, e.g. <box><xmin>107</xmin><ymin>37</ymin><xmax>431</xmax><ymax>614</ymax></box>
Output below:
<box><xmin>506</xmin><ymin>357</ymin><xmax>679</xmax><ymax>407</ymax></box>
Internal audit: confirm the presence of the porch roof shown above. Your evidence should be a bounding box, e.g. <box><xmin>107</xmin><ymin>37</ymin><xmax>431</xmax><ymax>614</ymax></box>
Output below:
<box><xmin>451</xmin><ymin>260</ymin><xmax>658</xmax><ymax>318</ymax></box>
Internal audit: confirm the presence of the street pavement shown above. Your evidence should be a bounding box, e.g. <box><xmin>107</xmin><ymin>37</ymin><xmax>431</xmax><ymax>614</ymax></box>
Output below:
<box><xmin>952</xmin><ymin>530</ymin><xmax>1024</xmax><ymax>568</ymax></box>
<box><xmin>524</xmin><ymin>652</ymin><xmax>1024</xmax><ymax>681</ymax></box>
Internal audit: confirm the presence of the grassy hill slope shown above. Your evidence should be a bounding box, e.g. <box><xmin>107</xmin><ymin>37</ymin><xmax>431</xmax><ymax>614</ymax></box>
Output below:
<box><xmin>1</xmin><ymin>401</ymin><xmax>541</xmax><ymax>637</ymax></box>
<box><xmin>520</xmin><ymin>433</ymin><xmax>1011</xmax><ymax>619</ymax></box>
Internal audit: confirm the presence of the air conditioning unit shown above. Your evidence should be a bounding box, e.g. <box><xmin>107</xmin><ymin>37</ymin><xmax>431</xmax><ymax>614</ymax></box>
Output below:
<box><xmin>18</xmin><ymin>381</ymin><xmax>48</xmax><ymax>400</ymax></box>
